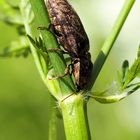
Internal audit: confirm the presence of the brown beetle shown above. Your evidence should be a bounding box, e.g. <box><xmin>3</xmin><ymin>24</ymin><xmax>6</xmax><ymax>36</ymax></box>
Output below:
<box><xmin>45</xmin><ymin>0</ymin><xmax>93</xmax><ymax>90</ymax></box>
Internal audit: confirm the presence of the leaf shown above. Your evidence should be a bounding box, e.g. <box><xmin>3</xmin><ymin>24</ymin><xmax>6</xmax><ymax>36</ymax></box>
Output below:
<box><xmin>0</xmin><ymin>0</ymin><xmax>34</xmax><ymax>26</ymax></box>
<box><xmin>122</xmin><ymin>60</ymin><xmax>129</xmax><ymax>81</ymax></box>
<box><xmin>0</xmin><ymin>36</ymin><xmax>30</xmax><ymax>57</ymax></box>
<box><xmin>89</xmin><ymin>82</ymin><xmax>140</xmax><ymax>104</ymax></box>
<box><xmin>5</xmin><ymin>0</ymin><xmax>20</xmax><ymax>10</ymax></box>
<box><xmin>19</xmin><ymin>0</ymin><xmax>34</xmax><ymax>25</ymax></box>
<box><xmin>91</xmin><ymin>45</ymin><xmax>140</xmax><ymax>104</ymax></box>
<box><xmin>46</xmin><ymin>69</ymin><xmax>61</xmax><ymax>100</ymax></box>
<box><xmin>0</xmin><ymin>0</ymin><xmax>23</xmax><ymax>25</ymax></box>
<box><xmin>124</xmin><ymin>58</ymin><xmax>140</xmax><ymax>87</ymax></box>
<box><xmin>90</xmin><ymin>93</ymin><xmax>128</xmax><ymax>104</ymax></box>
<box><xmin>0</xmin><ymin>14</ymin><xmax>24</xmax><ymax>25</ymax></box>
<box><xmin>0</xmin><ymin>8</ymin><xmax>26</xmax><ymax>36</ymax></box>
<box><xmin>117</xmin><ymin>60</ymin><xmax>129</xmax><ymax>89</ymax></box>
<box><xmin>129</xmin><ymin>84</ymin><xmax>140</xmax><ymax>94</ymax></box>
<box><xmin>27</xmin><ymin>35</ymin><xmax>54</xmax><ymax>78</ymax></box>
<box><xmin>120</xmin><ymin>45</ymin><xmax>140</xmax><ymax>88</ymax></box>
<box><xmin>137</xmin><ymin>45</ymin><xmax>140</xmax><ymax>57</ymax></box>
<box><xmin>0</xmin><ymin>0</ymin><xmax>29</xmax><ymax>37</ymax></box>
<box><xmin>27</xmin><ymin>35</ymin><xmax>48</xmax><ymax>58</ymax></box>
<box><xmin>117</xmin><ymin>70</ymin><xmax>123</xmax><ymax>88</ymax></box>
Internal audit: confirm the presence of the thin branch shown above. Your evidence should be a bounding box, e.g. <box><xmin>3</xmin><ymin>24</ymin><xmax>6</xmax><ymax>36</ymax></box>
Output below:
<box><xmin>89</xmin><ymin>0</ymin><xmax>135</xmax><ymax>89</ymax></box>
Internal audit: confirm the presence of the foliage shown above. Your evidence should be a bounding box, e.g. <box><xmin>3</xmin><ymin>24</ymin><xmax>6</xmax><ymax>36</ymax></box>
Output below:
<box><xmin>0</xmin><ymin>0</ymin><xmax>138</xmax><ymax>140</ymax></box>
<box><xmin>90</xmin><ymin>45</ymin><xmax>140</xmax><ymax>103</ymax></box>
<box><xmin>0</xmin><ymin>0</ymin><xmax>31</xmax><ymax>57</ymax></box>
<box><xmin>0</xmin><ymin>0</ymin><xmax>138</xmax><ymax>104</ymax></box>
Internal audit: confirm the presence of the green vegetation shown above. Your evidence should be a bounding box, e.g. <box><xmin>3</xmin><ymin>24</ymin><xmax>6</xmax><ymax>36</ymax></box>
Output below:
<box><xmin>0</xmin><ymin>0</ymin><xmax>140</xmax><ymax>140</ymax></box>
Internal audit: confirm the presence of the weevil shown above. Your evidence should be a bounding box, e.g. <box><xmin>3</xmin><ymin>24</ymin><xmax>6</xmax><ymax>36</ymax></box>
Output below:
<box><xmin>45</xmin><ymin>0</ymin><xmax>93</xmax><ymax>90</ymax></box>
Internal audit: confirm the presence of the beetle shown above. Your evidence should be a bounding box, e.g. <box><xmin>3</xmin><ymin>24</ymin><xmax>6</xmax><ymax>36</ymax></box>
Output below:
<box><xmin>45</xmin><ymin>0</ymin><xmax>93</xmax><ymax>90</ymax></box>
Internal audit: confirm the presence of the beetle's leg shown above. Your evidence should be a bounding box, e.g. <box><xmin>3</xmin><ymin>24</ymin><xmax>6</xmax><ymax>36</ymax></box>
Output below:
<box><xmin>37</xmin><ymin>24</ymin><xmax>55</xmax><ymax>36</ymax></box>
<box><xmin>37</xmin><ymin>23</ymin><xmax>62</xmax><ymax>37</ymax></box>
<box><xmin>37</xmin><ymin>24</ymin><xmax>67</xmax><ymax>53</ymax></box>
<box><xmin>37</xmin><ymin>23</ymin><xmax>53</xmax><ymax>31</ymax></box>
<box><xmin>46</xmin><ymin>48</ymin><xmax>68</xmax><ymax>54</ymax></box>
<box><xmin>48</xmin><ymin>64</ymin><xmax>72</xmax><ymax>80</ymax></box>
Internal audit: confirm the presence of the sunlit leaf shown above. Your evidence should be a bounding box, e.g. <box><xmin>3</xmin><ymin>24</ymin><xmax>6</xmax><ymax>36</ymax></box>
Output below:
<box><xmin>27</xmin><ymin>34</ymin><xmax>54</xmax><ymax>78</ymax></box>
<box><xmin>27</xmin><ymin>35</ymin><xmax>48</xmax><ymax>58</ymax></box>
<box><xmin>0</xmin><ymin>13</ymin><xmax>24</xmax><ymax>25</ymax></box>
<box><xmin>89</xmin><ymin>81</ymin><xmax>140</xmax><ymax>104</ymax></box>
<box><xmin>19</xmin><ymin>0</ymin><xmax>34</xmax><ymax>25</ymax></box>
<box><xmin>137</xmin><ymin>45</ymin><xmax>140</xmax><ymax>57</ymax></box>
<box><xmin>5</xmin><ymin>0</ymin><xmax>20</xmax><ymax>10</ymax></box>
<box><xmin>117</xmin><ymin>60</ymin><xmax>129</xmax><ymax>89</ymax></box>
<box><xmin>122</xmin><ymin>60</ymin><xmax>129</xmax><ymax>82</ymax></box>
<box><xmin>0</xmin><ymin>0</ymin><xmax>34</xmax><ymax>26</ymax></box>
<box><xmin>124</xmin><ymin>58</ymin><xmax>140</xmax><ymax>87</ymax></box>
<box><xmin>0</xmin><ymin>36</ymin><xmax>30</xmax><ymax>57</ymax></box>
<box><xmin>117</xmin><ymin>71</ymin><xmax>123</xmax><ymax>88</ymax></box>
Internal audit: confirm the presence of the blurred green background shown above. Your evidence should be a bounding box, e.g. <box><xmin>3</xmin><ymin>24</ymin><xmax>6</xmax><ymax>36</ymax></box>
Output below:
<box><xmin>0</xmin><ymin>0</ymin><xmax>140</xmax><ymax>140</ymax></box>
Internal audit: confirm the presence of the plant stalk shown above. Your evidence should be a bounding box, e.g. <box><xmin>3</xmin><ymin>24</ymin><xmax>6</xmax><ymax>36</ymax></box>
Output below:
<box><xmin>90</xmin><ymin>0</ymin><xmax>135</xmax><ymax>88</ymax></box>
<box><xmin>20</xmin><ymin>1</ymin><xmax>58</xmax><ymax>140</ymax></box>
<box><xmin>28</xmin><ymin>0</ymin><xmax>91</xmax><ymax>139</ymax></box>
<box><xmin>29</xmin><ymin>0</ymin><xmax>75</xmax><ymax>95</ymax></box>
<box><xmin>60</xmin><ymin>94</ymin><xmax>91</xmax><ymax>140</ymax></box>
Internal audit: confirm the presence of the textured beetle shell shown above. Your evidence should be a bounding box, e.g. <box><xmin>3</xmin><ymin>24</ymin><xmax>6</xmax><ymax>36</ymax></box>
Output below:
<box><xmin>45</xmin><ymin>0</ymin><xmax>93</xmax><ymax>90</ymax></box>
<box><xmin>72</xmin><ymin>54</ymin><xmax>93</xmax><ymax>90</ymax></box>
<box><xmin>45</xmin><ymin>0</ymin><xmax>89</xmax><ymax>57</ymax></box>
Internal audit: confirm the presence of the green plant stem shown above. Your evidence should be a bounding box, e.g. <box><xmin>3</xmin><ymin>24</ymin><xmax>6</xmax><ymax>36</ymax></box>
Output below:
<box><xmin>28</xmin><ymin>0</ymin><xmax>91</xmax><ymax>139</ymax></box>
<box><xmin>20</xmin><ymin>0</ymin><xmax>46</xmax><ymax>81</ymax></box>
<box><xmin>20</xmin><ymin>1</ymin><xmax>58</xmax><ymax>140</ymax></box>
<box><xmin>29</xmin><ymin>0</ymin><xmax>75</xmax><ymax>95</ymax></box>
<box><xmin>90</xmin><ymin>0</ymin><xmax>135</xmax><ymax>88</ymax></box>
<box><xmin>60</xmin><ymin>94</ymin><xmax>91</xmax><ymax>140</ymax></box>
<box><xmin>48</xmin><ymin>96</ymin><xmax>57</xmax><ymax>140</ymax></box>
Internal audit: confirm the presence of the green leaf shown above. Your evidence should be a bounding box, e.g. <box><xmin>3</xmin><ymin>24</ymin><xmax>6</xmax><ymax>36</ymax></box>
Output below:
<box><xmin>0</xmin><ymin>0</ymin><xmax>23</xmax><ymax>25</ymax></box>
<box><xmin>110</xmin><ymin>45</ymin><xmax>140</xmax><ymax>103</ymax></box>
<box><xmin>0</xmin><ymin>0</ymin><xmax>19</xmax><ymax>11</ymax></box>
<box><xmin>122</xmin><ymin>60</ymin><xmax>129</xmax><ymax>81</ymax></box>
<box><xmin>0</xmin><ymin>13</ymin><xmax>24</xmax><ymax>25</ymax></box>
<box><xmin>116</xmin><ymin>45</ymin><xmax>140</xmax><ymax>89</ymax></box>
<box><xmin>27</xmin><ymin>36</ymin><xmax>62</xmax><ymax>99</ymax></box>
<box><xmin>0</xmin><ymin>0</ymin><xmax>34</xmax><ymax>26</ymax></box>
<box><xmin>89</xmin><ymin>82</ymin><xmax>140</xmax><ymax>104</ymax></box>
<box><xmin>117</xmin><ymin>60</ymin><xmax>129</xmax><ymax>89</ymax></box>
<box><xmin>46</xmin><ymin>69</ymin><xmax>61</xmax><ymax>100</ymax></box>
<box><xmin>0</xmin><ymin>8</ymin><xmax>26</xmax><ymax>35</ymax></box>
<box><xmin>27</xmin><ymin>35</ymin><xmax>48</xmax><ymax>59</ymax></box>
<box><xmin>90</xmin><ymin>93</ymin><xmax>128</xmax><ymax>104</ymax></box>
<box><xmin>0</xmin><ymin>36</ymin><xmax>30</xmax><ymax>57</ymax></box>
<box><xmin>129</xmin><ymin>84</ymin><xmax>140</xmax><ymax>94</ymax></box>
<box><xmin>19</xmin><ymin>0</ymin><xmax>34</xmax><ymax>25</ymax></box>
<box><xmin>5</xmin><ymin>0</ymin><xmax>20</xmax><ymax>10</ymax></box>
<box><xmin>117</xmin><ymin>71</ymin><xmax>123</xmax><ymax>88</ymax></box>
<box><xmin>137</xmin><ymin>45</ymin><xmax>140</xmax><ymax>57</ymax></box>
<box><xmin>27</xmin><ymin>35</ymin><xmax>51</xmax><ymax>73</ymax></box>
<box><xmin>124</xmin><ymin>58</ymin><xmax>140</xmax><ymax>87</ymax></box>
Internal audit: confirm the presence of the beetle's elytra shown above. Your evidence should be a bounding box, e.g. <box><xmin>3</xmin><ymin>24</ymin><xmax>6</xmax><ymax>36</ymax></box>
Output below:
<box><xmin>45</xmin><ymin>0</ymin><xmax>93</xmax><ymax>90</ymax></box>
